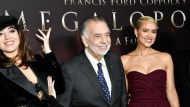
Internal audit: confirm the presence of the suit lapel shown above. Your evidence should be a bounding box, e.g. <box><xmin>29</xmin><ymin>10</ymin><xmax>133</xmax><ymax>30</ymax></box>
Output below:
<box><xmin>0</xmin><ymin>65</ymin><xmax>37</xmax><ymax>97</ymax></box>
<box><xmin>0</xmin><ymin>61</ymin><xmax>48</xmax><ymax>98</ymax></box>
<box><xmin>104</xmin><ymin>54</ymin><xmax>117</xmax><ymax>105</ymax></box>
<box><xmin>79</xmin><ymin>51</ymin><xmax>108</xmax><ymax>103</ymax></box>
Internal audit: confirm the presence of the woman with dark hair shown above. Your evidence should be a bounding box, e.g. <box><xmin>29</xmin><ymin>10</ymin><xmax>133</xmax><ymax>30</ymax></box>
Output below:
<box><xmin>0</xmin><ymin>15</ymin><xmax>64</xmax><ymax>107</ymax></box>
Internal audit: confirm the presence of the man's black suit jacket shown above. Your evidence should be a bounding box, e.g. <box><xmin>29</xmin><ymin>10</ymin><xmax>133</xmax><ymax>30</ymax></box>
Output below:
<box><xmin>58</xmin><ymin>50</ymin><xmax>127</xmax><ymax>107</ymax></box>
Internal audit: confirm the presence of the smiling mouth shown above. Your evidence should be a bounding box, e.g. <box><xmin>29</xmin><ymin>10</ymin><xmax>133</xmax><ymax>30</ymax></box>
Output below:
<box><xmin>5</xmin><ymin>41</ymin><xmax>14</xmax><ymax>45</ymax></box>
<box><xmin>99</xmin><ymin>46</ymin><xmax>107</xmax><ymax>50</ymax></box>
<box><xmin>145</xmin><ymin>39</ymin><xmax>152</xmax><ymax>43</ymax></box>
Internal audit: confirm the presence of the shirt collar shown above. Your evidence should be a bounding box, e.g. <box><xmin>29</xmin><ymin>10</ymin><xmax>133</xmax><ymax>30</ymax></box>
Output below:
<box><xmin>84</xmin><ymin>48</ymin><xmax>106</xmax><ymax>67</ymax></box>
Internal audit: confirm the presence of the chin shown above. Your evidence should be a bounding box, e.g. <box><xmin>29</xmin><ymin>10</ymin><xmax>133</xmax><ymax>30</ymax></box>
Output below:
<box><xmin>98</xmin><ymin>50</ymin><xmax>109</xmax><ymax>56</ymax></box>
<box><xmin>145</xmin><ymin>45</ymin><xmax>152</xmax><ymax>48</ymax></box>
<box><xmin>4</xmin><ymin>48</ymin><xmax>18</xmax><ymax>53</ymax></box>
<box><xmin>144</xmin><ymin>43</ymin><xmax>153</xmax><ymax>46</ymax></box>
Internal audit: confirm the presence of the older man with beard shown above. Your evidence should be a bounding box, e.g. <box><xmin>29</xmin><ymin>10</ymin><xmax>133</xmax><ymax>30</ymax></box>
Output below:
<box><xmin>57</xmin><ymin>16</ymin><xmax>127</xmax><ymax>107</ymax></box>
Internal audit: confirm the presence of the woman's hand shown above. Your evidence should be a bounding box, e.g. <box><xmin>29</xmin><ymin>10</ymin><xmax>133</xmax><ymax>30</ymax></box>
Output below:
<box><xmin>36</xmin><ymin>27</ymin><xmax>52</xmax><ymax>54</ymax></box>
<box><xmin>47</xmin><ymin>76</ymin><xmax>56</xmax><ymax>99</ymax></box>
<box><xmin>128</xmin><ymin>93</ymin><xmax>131</xmax><ymax>104</ymax></box>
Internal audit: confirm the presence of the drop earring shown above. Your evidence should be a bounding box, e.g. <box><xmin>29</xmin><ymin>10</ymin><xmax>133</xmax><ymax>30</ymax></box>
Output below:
<box><xmin>135</xmin><ymin>35</ymin><xmax>138</xmax><ymax>42</ymax></box>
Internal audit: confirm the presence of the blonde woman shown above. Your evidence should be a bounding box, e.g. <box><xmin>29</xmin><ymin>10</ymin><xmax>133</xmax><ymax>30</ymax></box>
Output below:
<box><xmin>121</xmin><ymin>16</ymin><xmax>179</xmax><ymax>107</ymax></box>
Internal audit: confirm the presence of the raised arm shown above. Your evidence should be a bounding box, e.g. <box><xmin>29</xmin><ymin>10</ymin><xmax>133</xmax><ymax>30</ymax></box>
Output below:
<box><xmin>36</xmin><ymin>28</ymin><xmax>65</xmax><ymax>95</ymax></box>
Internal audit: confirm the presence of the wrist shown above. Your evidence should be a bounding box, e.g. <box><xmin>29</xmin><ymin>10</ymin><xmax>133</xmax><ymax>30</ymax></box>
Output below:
<box><xmin>43</xmin><ymin>45</ymin><xmax>51</xmax><ymax>54</ymax></box>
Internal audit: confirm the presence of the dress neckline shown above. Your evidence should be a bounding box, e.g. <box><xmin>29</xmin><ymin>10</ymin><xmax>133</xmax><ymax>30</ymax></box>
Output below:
<box><xmin>127</xmin><ymin>69</ymin><xmax>166</xmax><ymax>76</ymax></box>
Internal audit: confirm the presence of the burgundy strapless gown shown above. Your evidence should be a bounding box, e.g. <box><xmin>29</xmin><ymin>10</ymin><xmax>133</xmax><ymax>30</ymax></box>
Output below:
<box><xmin>127</xmin><ymin>69</ymin><xmax>171</xmax><ymax>107</ymax></box>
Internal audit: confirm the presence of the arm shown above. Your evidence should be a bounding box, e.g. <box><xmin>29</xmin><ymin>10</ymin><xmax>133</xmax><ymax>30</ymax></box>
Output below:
<box><xmin>120</xmin><ymin>55</ymin><xmax>129</xmax><ymax>91</ymax></box>
<box><xmin>124</xmin><ymin>72</ymin><xmax>131</xmax><ymax>105</ymax></box>
<box><xmin>36</xmin><ymin>28</ymin><xmax>65</xmax><ymax>95</ymax></box>
<box><xmin>119</xmin><ymin>58</ymin><xmax>128</xmax><ymax>107</ymax></box>
<box><xmin>164</xmin><ymin>53</ymin><xmax>180</xmax><ymax>107</ymax></box>
<box><xmin>121</xmin><ymin>55</ymin><xmax>129</xmax><ymax>106</ymax></box>
<box><xmin>43</xmin><ymin>52</ymin><xmax>65</xmax><ymax>95</ymax></box>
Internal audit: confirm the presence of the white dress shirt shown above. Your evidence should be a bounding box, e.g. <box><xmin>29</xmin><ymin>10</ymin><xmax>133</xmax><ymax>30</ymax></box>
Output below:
<box><xmin>84</xmin><ymin>49</ymin><xmax>112</xmax><ymax>96</ymax></box>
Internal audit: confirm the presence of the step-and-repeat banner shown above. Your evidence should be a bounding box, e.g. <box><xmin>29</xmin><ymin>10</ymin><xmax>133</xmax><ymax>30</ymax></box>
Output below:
<box><xmin>0</xmin><ymin>0</ymin><xmax>190</xmax><ymax>63</ymax></box>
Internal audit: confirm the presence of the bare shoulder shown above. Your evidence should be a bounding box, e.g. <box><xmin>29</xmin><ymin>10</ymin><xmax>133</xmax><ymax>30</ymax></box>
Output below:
<box><xmin>161</xmin><ymin>52</ymin><xmax>172</xmax><ymax>59</ymax></box>
<box><xmin>121</xmin><ymin>51</ymin><xmax>134</xmax><ymax>61</ymax></box>
<box><xmin>152</xmin><ymin>49</ymin><xmax>171</xmax><ymax>57</ymax></box>
<box><xmin>121</xmin><ymin>52</ymin><xmax>135</xmax><ymax>73</ymax></box>
<box><xmin>157</xmin><ymin>52</ymin><xmax>172</xmax><ymax>62</ymax></box>
<box><xmin>120</xmin><ymin>54</ymin><xmax>129</xmax><ymax>61</ymax></box>
<box><xmin>121</xmin><ymin>51</ymin><xmax>135</xmax><ymax>66</ymax></box>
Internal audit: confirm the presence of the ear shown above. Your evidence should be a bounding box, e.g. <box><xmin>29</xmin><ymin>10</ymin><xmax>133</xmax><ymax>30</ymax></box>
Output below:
<box><xmin>134</xmin><ymin>28</ymin><xmax>138</xmax><ymax>37</ymax></box>
<box><xmin>81</xmin><ymin>35</ymin><xmax>88</xmax><ymax>48</ymax></box>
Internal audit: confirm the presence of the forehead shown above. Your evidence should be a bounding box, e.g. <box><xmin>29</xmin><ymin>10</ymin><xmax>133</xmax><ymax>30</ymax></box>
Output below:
<box><xmin>139</xmin><ymin>20</ymin><xmax>157</xmax><ymax>29</ymax></box>
<box><xmin>87</xmin><ymin>20</ymin><xmax>110</xmax><ymax>33</ymax></box>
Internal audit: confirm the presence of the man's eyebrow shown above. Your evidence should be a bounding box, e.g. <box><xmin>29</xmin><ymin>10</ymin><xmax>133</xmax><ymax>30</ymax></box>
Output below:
<box><xmin>95</xmin><ymin>33</ymin><xmax>101</xmax><ymax>36</ymax></box>
<box><xmin>105</xmin><ymin>32</ymin><xmax>110</xmax><ymax>34</ymax></box>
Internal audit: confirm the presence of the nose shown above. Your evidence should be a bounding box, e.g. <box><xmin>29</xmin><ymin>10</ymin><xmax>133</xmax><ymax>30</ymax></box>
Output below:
<box><xmin>5</xmin><ymin>33</ymin><xmax>11</xmax><ymax>39</ymax></box>
<box><xmin>101</xmin><ymin>35</ymin><xmax>107</xmax><ymax>43</ymax></box>
<box><xmin>147</xmin><ymin>32</ymin><xmax>152</xmax><ymax>38</ymax></box>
